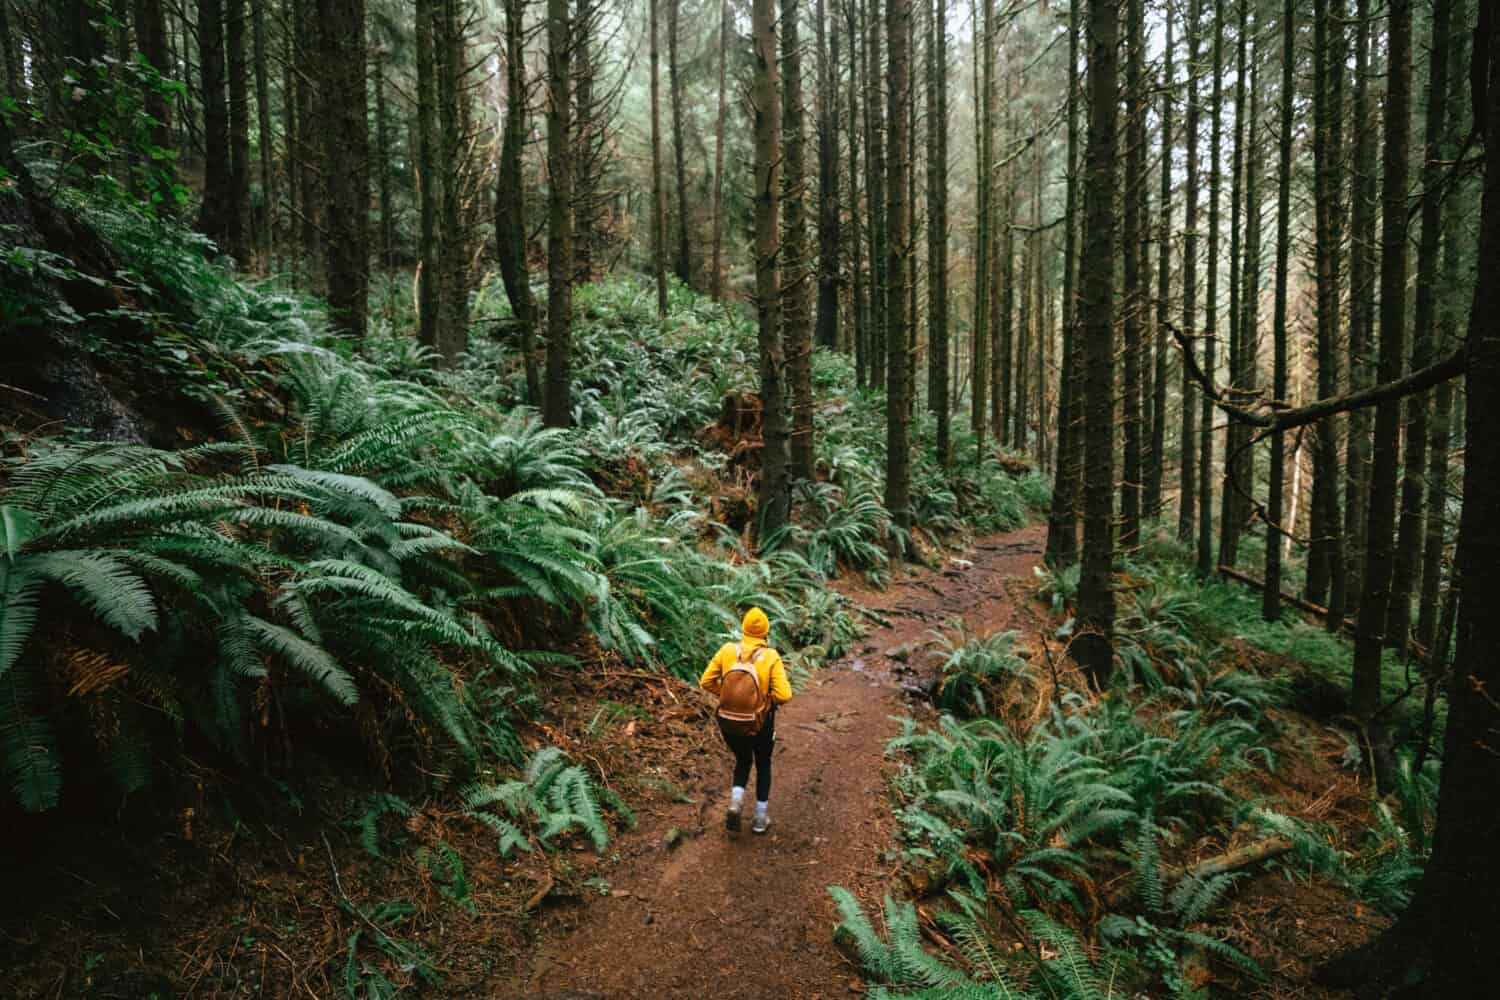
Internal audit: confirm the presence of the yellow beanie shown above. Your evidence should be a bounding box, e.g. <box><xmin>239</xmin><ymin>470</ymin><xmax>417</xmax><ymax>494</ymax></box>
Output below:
<box><xmin>741</xmin><ymin>607</ymin><xmax>770</xmax><ymax>639</ymax></box>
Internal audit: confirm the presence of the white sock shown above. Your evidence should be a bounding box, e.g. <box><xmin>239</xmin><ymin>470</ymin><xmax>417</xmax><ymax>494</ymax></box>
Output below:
<box><xmin>731</xmin><ymin>786</ymin><xmax>745</xmax><ymax>808</ymax></box>
<box><xmin>754</xmin><ymin>800</ymin><xmax>769</xmax><ymax>818</ymax></box>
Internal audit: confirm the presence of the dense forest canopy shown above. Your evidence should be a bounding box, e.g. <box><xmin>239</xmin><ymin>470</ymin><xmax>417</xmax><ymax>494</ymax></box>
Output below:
<box><xmin>1</xmin><ymin>0</ymin><xmax>1496</xmax><ymax>996</ymax></box>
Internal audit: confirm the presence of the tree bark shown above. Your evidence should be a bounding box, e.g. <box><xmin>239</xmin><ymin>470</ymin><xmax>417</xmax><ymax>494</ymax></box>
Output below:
<box><xmin>280</xmin><ymin>0</ymin><xmax>299</xmax><ymax>278</ymax></box>
<box><xmin>133</xmin><ymin>0</ymin><xmax>174</xmax><ymax>200</ymax></box>
<box><xmin>1389</xmin><ymin>0</ymin><xmax>1455</xmax><ymax>648</ymax></box>
<box><xmin>970</xmin><ymin>0</ymin><xmax>992</xmax><ymax>453</ymax></box>
<box><xmin>497</xmin><ymin>0</ymin><xmax>541</xmax><ymax>406</ymax></box>
<box><xmin>197</xmin><ymin>0</ymin><xmax>232</xmax><ymax>249</ymax></box>
<box><xmin>0</xmin><ymin>0</ymin><xmax>23</xmax><ymax>106</ymax></box>
<box><xmin>710</xmin><ymin>0</ymin><xmax>728</xmax><ymax>301</ymax></box>
<box><xmin>316</xmin><ymin>0</ymin><xmax>369</xmax><ymax>336</ymax></box>
<box><xmin>251</xmin><ymin>0</ymin><xmax>275</xmax><ymax>267</ymax></box>
<box><xmin>1306</xmin><ymin>0</ymin><xmax>1346</xmax><ymax>620</ymax></box>
<box><xmin>1351</xmin><ymin>0</ymin><xmax>1413</xmax><ymax>791</ymax></box>
<box><xmin>846</xmin><ymin>0</ymin><xmax>865</xmax><ymax>378</ymax></box>
<box><xmin>649</xmin><ymin>0</ymin><xmax>668</xmax><ymax>316</ymax></box>
<box><xmin>1044</xmin><ymin>0</ymin><xmax>1082</xmax><ymax>568</ymax></box>
<box><xmin>1263</xmin><ymin>0</ymin><xmax>1293</xmax><ymax>622</ymax></box>
<box><xmin>372</xmin><ymin>46</ymin><xmax>392</xmax><ymax>271</ymax></box>
<box><xmin>226</xmin><ymin>0</ymin><xmax>251</xmax><ymax>263</ymax></box>
<box><xmin>1120</xmin><ymin>0</ymin><xmax>1144</xmax><ymax>548</ymax></box>
<box><xmin>884</xmin><ymin>0</ymin><xmax>911</xmax><ymax>533</ymax></box>
<box><xmin>865</xmin><ymin>0</ymin><xmax>887</xmax><ymax>391</ymax></box>
<box><xmin>1343</xmin><ymin>0</ymin><xmax>1377</xmax><ymax>614</ymax></box>
<box><xmin>1218</xmin><ymin>0</ymin><xmax>1247</xmax><ymax>569</ymax></box>
<box><xmin>1146</xmin><ymin>2</ymin><xmax>1173</xmax><ymax>522</ymax></box>
<box><xmin>544</xmin><ymin>0</ymin><xmax>574</xmax><ymax>427</ymax></box>
<box><xmin>1319</xmin><ymin>12</ymin><xmax>1500</xmax><ymax>992</ymax></box>
<box><xmin>1197</xmin><ymin>0</ymin><xmax>1224</xmax><ymax>577</ymax></box>
<box><xmin>572</xmin><ymin>0</ymin><xmax>596</xmax><ymax>280</ymax></box>
<box><xmin>753</xmin><ymin>0</ymin><xmax>790</xmax><ymax>535</ymax></box>
<box><xmin>817</xmin><ymin>0</ymin><xmax>843</xmax><ymax>354</ymax></box>
<box><xmin>783</xmin><ymin>0</ymin><xmax>815</xmax><ymax>481</ymax></box>
<box><xmin>1417</xmin><ymin>23</ymin><xmax>1468</xmax><ymax>654</ymax></box>
<box><xmin>1177</xmin><ymin>0</ymin><xmax>1201</xmax><ymax>544</ymax></box>
<box><xmin>1074</xmin><ymin>0</ymin><xmax>1121</xmax><ymax>686</ymax></box>
<box><xmin>416</xmin><ymin>0</ymin><xmax>440</xmax><ymax>352</ymax></box>
<box><xmin>667</xmin><ymin>0</ymin><xmax>691</xmax><ymax>287</ymax></box>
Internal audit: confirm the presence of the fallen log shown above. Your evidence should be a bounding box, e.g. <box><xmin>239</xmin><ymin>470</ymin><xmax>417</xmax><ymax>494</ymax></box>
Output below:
<box><xmin>1105</xmin><ymin>836</ymin><xmax>1295</xmax><ymax>908</ymax></box>
<box><xmin>1216</xmin><ymin>565</ymin><xmax>1430</xmax><ymax>664</ymax></box>
<box><xmin>1180</xmin><ymin>836</ymin><xmax>1294</xmax><ymax>881</ymax></box>
<box><xmin>1217</xmin><ymin>565</ymin><xmax>1343</xmax><ymax>623</ymax></box>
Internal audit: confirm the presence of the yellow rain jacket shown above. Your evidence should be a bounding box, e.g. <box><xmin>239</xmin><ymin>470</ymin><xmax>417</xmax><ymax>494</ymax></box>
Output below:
<box><xmin>700</xmin><ymin>607</ymin><xmax>793</xmax><ymax>706</ymax></box>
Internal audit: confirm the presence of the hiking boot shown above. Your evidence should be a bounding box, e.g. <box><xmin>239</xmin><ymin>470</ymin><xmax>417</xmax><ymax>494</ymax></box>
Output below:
<box><xmin>751</xmin><ymin>812</ymin><xmax>771</xmax><ymax>835</ymax></box>
<box><xmin>725</xmin><ymin>802</ymin><xmax>742</xmax><ymax>832</ymax></box>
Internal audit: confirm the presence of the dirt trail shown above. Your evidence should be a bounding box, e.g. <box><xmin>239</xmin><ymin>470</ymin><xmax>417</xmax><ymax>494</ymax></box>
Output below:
<box><xmin>505</xmin><ymin>524</ymin><xmax>1048</xmax><ymax>1000</ymax></box>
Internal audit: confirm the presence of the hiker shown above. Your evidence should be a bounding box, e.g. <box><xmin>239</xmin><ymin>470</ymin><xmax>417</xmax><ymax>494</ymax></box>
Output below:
<box><xmin>700</xmin><ymin>607</ymin><xmax>792</xmax><ymax>834</ymax></box>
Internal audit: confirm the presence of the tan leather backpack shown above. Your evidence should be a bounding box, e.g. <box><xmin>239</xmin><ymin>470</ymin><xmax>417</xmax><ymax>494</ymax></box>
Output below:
<box><xmin>717</xmin><ymin>643</ymin><xmax>771</xmax><ymax>736</ymax></box>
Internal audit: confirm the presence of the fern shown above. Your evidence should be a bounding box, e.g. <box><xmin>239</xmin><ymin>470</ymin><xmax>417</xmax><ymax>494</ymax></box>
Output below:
<box><xmin>462</xmin><ymin>746</ymin><xmax>611</xmax><ymax>857</ymax></box>
<box><xmin>0</xmin><ymin>667</ymin><xmax>61</xmax><ymax>812</ymax></box>
<box><xmin>359</xmin><ymin>793</ymin><xmax>415</xmax><ymax>859</ymax></box>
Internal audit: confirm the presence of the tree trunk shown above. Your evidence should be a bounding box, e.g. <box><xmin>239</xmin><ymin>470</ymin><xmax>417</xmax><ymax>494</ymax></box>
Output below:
<box><xmin>1307</xmin><ymin>0</ymin><xmax>1346</xmax><ymax>618</ymax></box>
<box><xmin>846</xmin><ymin>0</ymin><xmax>865</xmax><ymax>378</ymax></box>
<box><xmin>753</xmin><ymin>0</ymin><xmax>790</xmax><ymax>535</ymax></box>
<box><xmin>133</xmin><ymin>0</ymin><xmax>174</xmax><ymax>201</ymax></box>
<box><xmin>1343</xmin><ymin>0</ymin><xmax>1377</xmax><ymax>613</ymax></box>
<box><xmin>280</xmin><ymin>0</ymin><xmax>298</xmax><ymax>276</ymax></box>
<box><xmin>1218</xmin><ymin>0</ymin><xmax>1246</xmax><ymax>569</ymax></box>
<box><xmin>994</xmin><ymin>103</ymin><xmax>1012</xmax><ymax>445</ymax></box>
<box><xmin>1147</xmin><ymin>2</ymin><xmax>1173</xmax><ymax>522</ymax></box>
<box><xmin>373</xmin><ymin>49</ymin><xmax>392</xmax><ymax>271</ymax></box>
<box><xmin>817</xmin><ymin>0</ymin><xmax>842</xmax><ymax>354</ymax></box>
<box><xmin>1389</xmin><ymin>0</ymin><xmax>1455</xmax><ymax>648</ymax></box>
<box><xmin>1226</xmin><ymin>21</ymin><xmax>1262</xmax><ymax>569</ymax></box>
<box><xmin>226</xmin><ymin>0</ymin><xmax>251</xmax><ymax>263</ymax></box>
<box><xmin>865</xmin><ymin>0</ymin><xmax>887</xmax><ymax>392</ymax></box>
<box><xmin>1120</xmin><ymin>0</ymin><xmax>1144</xmax><ymax>549</ymax></box>
<box><xmin>667</xmin><ymin>0</ymin><xmax>691</xmax><ymax>287</ymax></box>
<box><xmin>783</xmin><ymin>0</ymin><xmax>815</xmax><ymax>481</ymax></box>
<box><xmin>885</xmin><ymin>0</ymin><xmax>911</xmax><ymax>533</ymax></box>
<box><xmin>1177</xmin><ymin>0</ymin><xmax>1201</xmax><ymax>544</ymax></box>
<box><xmin>317</xmin><ymin>0</ymin><xmax>368</xmax><ymax>337</ymax></box>
<box><xmin>416</xmin><ymin>0</ymin><xmax>440</xmax><ymax>351</ymax></box>
<box><xmin>1351</xmin><ymin>0</ymin><xmax>1413</xmax><ymax>792</ymax></box>
<box><xmin>197</xmin><ymin>0</ymin><xmax>232</xmax><ymax>249</ymax></box>
<box><xmin>1319</xmin><ymin>13</ymin><xmax>1500</xmax><ymax>992</ymax></box>
<box><xmin>1263</xmin><ymin>0</ymin><xmax>1293</xmax><ymax>622</ymax></box>
<box><xmin>251</xmin><ymin>0</ymin><xmax>275</xmax><ymax>268</ymax></box>
<box><xmin>970</xmin><ymin>0</ymin><xmax>991</xmax><ymax>454</ymax></box>
<box><xmin>572</xmin><ymin>0</ymin><xmax>596</xmax><ymax>280</ymax></box>
<box><xmin>1044</xmin><ymin>0</ymin><xmax>1082</xmax><ymax>568</ymax></box>
<box><xmin>1075</xmin><ymin>0</ymin><xmax>1121</xmax><ymax>686</ymax></box>
<box><xmin>649</xmin><ymin>0</ymin><xmax>668</xmax><ymax>316</ymax></box>
<box><xmin>0</xmin><ymin>0</ymin><xmax>23</xmax><ymax>106</ymax></box>
<box><xmin>497</xmin><ymin>0</ymin><xmax>540</xmax><ymax>406</ymax></box>
<box><xmin>1417</xmin><ymin>24</ymin><xmax>1468</xmax><ymax>654</ymax></box>
<box><xmin>544</xmin><ymin>0</ymin><xmax>574</xmax><ymax>427</ymax></box>
<box><xmin>711</xmin><ymin>0</ymin><xmax>728</xmax><ymax>301</ymax></box>
<box><xmin>1197</xmin><ymin>0</ymin><xmax>1224</xmax><ymax>577</ymax></box>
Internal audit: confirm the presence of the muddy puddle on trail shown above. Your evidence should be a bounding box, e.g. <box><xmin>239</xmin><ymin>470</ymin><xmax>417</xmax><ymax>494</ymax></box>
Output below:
<box><xmin>496</xmin><ymin>525</ymin><xmax>1047</xmax><ymax>1000</ymax></box>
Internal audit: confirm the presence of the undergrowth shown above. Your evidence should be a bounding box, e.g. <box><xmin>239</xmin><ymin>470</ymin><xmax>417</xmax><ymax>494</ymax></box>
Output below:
<box><xmin>838</xmin><ymin>529</ymin><xmax>1441</xmax><ymax>998</ymax></box>
<box><xmin>2</xmin><ymin>167</ymin><xmax>1052</xmax><ymax>817</ymax></box>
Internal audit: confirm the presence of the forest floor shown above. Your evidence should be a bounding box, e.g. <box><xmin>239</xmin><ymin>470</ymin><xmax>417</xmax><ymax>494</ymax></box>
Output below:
<box><xmin>1</xmin><ymin>522</ymin><xmax>1390</xmax><ymax>1000</ymax></box>
<box><xmin>498</xmin><ymin>523</ymin><xmax>1056</xmax><ymax>1000</ymax></box>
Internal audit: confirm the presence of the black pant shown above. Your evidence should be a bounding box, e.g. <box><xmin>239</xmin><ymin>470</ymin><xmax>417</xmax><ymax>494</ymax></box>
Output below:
<box><xmin>718</xmin><ymin>709</ymin><xmax>775</xmax><ymax>801</ymax></box>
